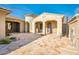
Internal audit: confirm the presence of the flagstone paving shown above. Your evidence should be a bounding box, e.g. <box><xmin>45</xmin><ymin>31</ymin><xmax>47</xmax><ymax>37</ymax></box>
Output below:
<box><xmin>7</xmin><ymin>34</ymin><xmax>79</xmax><ymax>55</ymax></box>
<box><xmin>0</xmin><ymin>33</ymin><xmax>41</xmax><ymax>55</ymax></box>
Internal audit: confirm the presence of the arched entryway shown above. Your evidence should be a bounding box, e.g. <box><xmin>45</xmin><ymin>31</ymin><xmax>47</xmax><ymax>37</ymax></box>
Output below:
<box><xmin>25</xmin><ymin>22</ymin><xmax>30</xmax><ymax>32</ymax></box>
<box><xmin>45</xmin><ymin>21</ymin><xmax>57</xmax><ymax>34</ymax></box>
<box><xmin>6</xmin><ymin>21</ymin><xmax>20</xmax><ymax>36</ymax></box>
<box><xmin>35</xmin><ymin>22</ymin><xmax>43</xmax><ymax>33</ymax></box>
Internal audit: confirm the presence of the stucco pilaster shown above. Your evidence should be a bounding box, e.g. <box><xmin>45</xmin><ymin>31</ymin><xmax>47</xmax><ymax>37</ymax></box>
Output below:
<box><xmin>29</xmin><ymin>23</ymin><xmax>32</xmax><ymax>32</ymax></box>
<box><xmin>32</xmin><ymin>22</ymin><xmax>35</xmax><ymax>33</ymax></box>
<box><xmin>57</xmin><ymin>19</ymin><xmax>62</xmax><ymax>36</ymax></box>
<box><xmin>0</xmin><ymin>15</ymin><xmax>6</xmax><ymax>39</ymax></box>
<box><xmin>42</xmin><ymin>22</ymin><xmax>46</xmax><ymax>34</ymax></box>
<box><xmin>0</xmin><ymin>8</ymin><xmax>10</xmax><ymax>40</ymax></box>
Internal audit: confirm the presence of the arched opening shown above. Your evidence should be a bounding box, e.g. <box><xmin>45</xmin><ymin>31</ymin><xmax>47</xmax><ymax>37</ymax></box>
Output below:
<box><xmin>6</xmin><ymin>21</ymin><xmax>20</xmax><ymax>36</ymax></box>
<box><xmin>35</xmin><ymin>22</ymin><xmax>43</xmax><ymax>33</ymax></box>
<box><xmin>25</xmin><ymin>22</ymin><xmax>30</xmax><ymax>32</ymax></box>
<box><xmin>45</xmin><ymin>20</ymin><xmax>57</xmax><ymax>34</ymax></box>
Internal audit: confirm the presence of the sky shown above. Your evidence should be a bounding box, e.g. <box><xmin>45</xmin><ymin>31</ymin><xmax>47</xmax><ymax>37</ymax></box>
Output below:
<box><xmin>0</xmin><ymin>4</ymin><xmax>79</xmax><ymax>20</ymax></box>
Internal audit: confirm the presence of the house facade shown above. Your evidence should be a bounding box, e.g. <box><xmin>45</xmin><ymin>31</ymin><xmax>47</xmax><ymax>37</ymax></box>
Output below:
<box><xmin>68</xmin><ymin>14</ymin><xmax>79</xmax><ymax>48</ymax></box>
<box><xmin>69</xmin><ymin>14</ymin><xmax>79</xmax><ymax>37</ymax></box>
<box><xmin>0</xmin><ymin>8</ymin><xmax>10</xmax><ymax>39</ymax></box>
<box><xmin>25</xmin><ymin>13</ymin><xmax>64</xmax><ymax>36</ymax></box>
<box><xmin>0</xmin><ymin>8</ymin><xmax>66</xmax><ymax>40</ymax></box>
<box><xmin>0</xmin><ymin>8</ymin><xmax>25</xmax><ymax>40</ymax></box>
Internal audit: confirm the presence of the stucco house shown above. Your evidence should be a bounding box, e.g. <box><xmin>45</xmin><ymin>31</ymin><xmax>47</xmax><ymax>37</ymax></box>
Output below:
<box><xmin>0</xmin><ymin>7</ymin><xmax>68</xmax><ymax>40</ymax></box>
<box><xmin>69</xmin><ymin>14</ymin><xmax>79</xmax><ymax>38</ymax></box>
<box><xmin>0</xmin><ymin>8</ymin><xmax>25</xmax><ymax>40</ymax></box>
<box><xmin>25</xmin><ymin>13</ymin><xmax>65</xmax><ymax>36</ymax></box>
<box><xmin>68</xmin><ymin>13</ymin><xmax>79</xmax><ymax>48</ymax></box>
<box><xmin>0</xmin><ymin>8</ymin><xmax>10</xmax><ymax>39</ymax></box>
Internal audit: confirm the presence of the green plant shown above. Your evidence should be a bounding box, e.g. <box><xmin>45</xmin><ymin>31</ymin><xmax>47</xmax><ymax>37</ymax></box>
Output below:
<box><xmin>0</xmin><ymin>38</ymin><xmax>12</xmax><ymax>44</ymax></box>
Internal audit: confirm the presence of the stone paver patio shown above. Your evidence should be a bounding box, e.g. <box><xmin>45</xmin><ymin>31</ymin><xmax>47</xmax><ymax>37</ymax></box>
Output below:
<box><xmin>8</xmin><ymin>34</ymin><xmax>79</xmax><ymax>55</ymax></box>
<box><xmin>0</xmin><ymin>33</ymin><xmax>41</xmax><ymax>55</ymax></box>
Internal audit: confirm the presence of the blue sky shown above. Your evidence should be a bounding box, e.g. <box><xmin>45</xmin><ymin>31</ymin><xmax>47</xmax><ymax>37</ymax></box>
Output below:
<box><xmin>0</xmin><ymin>4</ymin><xmax>79</xmax><ymax>20</ymax></box>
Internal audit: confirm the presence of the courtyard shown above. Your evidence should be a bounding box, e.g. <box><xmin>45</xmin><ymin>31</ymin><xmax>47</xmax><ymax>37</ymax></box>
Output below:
<box><xmin>0</xmin><ymin>5</ymin><xmax>79</xmax><ymax>55</ymax></box>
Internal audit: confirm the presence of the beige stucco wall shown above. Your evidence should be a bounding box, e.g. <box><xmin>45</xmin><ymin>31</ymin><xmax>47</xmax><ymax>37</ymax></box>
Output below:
<box><xmin>32</xmin><ymin>13</ymin><xmax>64</xmax><ymax>36</ymax></box>
<box><xmin>20</xmin><ymin>21</ymin><xmax>24</xmax><ymax>32</ymax></box>
<box><xmin>51</xmin><ymin>21</ymin><xmax>57</xmax><ymax>34</ymax></box>
<box><xmin>0</xmin><ymin>8</ymin><xmax>10</xmax><ymax>39</ymax></box>
<box><xmin>69</xmin><ymin>22</ymin><xmax>78</xmax><ymax>36</ymax></box>
<box><xmin>0</xmin><ymin>8</ymin><xmax>10</xmax><ymax>40</ymax></box>
<box><xmin>0</xmin><ymin>14</ymin><xmax>6</xmax><ymax>39</ymax></box>
<box><xmin>25</xmin><ymin>22</ymin><xmax>32</xmax><ymax>32</ymax></box>
<box><xmin>69</xmin><ymin>17</ymin><xmax>79</xmax><ymax>48</ymax></box>
<box><xmin>25</xmin><ymin>16</ymin><xmax>34</xmax><ymax>32</ymax></box>
<box><xmin>69</xmin><ymin>19</ymin><xmax>79</xmax><ymax>37</ymax></box>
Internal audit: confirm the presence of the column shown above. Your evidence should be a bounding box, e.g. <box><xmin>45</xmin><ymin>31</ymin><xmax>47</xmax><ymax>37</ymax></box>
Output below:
<box><xmin>57</xmin><ymin>19</ymin><xmax>62</xmax><ymax>37</ymax></box>
<box><xmin>42</xmin><ymin>22</ymin><xmax>46</xmax><ymax>34</ymax></box>
<box><xmin>46</xmin><ymin>23</ymin><xmax>47</xmax><ymax>34</ymax></box>
<box><xmin>32</xmin><ymin>22</ymin><xmax>35</xmax><ymax>33</ymax></box>
<box><xmin>25</xmin><ymin>22</ymin><xmax>28</xmax><ymax>32</ymax></box>
<box><xmin>38</xmin><ymin>23</ymin><xmax>40</xmax><ymax>33</ymax></box>
<box><xmin>69</xmin><ymin>27</ymin><xmax>72</xmax><ymax>40</ymax></box>
<box><xmin>0</xmin><ymin>14</ymin><xmax>6</xmax><ymax>39</ymax></box>
<box><xmin>30</xmin><ymin>23</ymin><xmax>32</xmax><ymax>32</ymax></box>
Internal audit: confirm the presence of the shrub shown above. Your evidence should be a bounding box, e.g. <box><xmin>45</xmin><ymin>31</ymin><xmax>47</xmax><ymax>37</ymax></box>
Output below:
<box><xmin>0</xmin><ymin>38</ymin><xmax>12</xmax><ymax>44</ymax></box>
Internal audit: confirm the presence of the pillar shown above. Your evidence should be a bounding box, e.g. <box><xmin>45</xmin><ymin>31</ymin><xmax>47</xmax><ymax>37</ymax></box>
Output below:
<box><xmin>0</xmin><ymin>8</ymin><xmax>10</xmax><ymax>40</ymax></box>
<box><xmin>30</xmin><ymin>22</ymin><xmax>32</xmax><ymax>32</ymax></box>
<box><xmin>69</xmin><ymin>27</ymin><xmax>72</xmax><ymax>40</ymax></box>
<box><xmin>0</xmin><ymin>15</ymin><xmax>6</xmax><ymax>39</ymax></box>
<box><xmin>32</xmin><ymin>22</ymin><xmax>35</xmax><ymax>33</ymax></box>
<box><xmin>25</xmin><ymin>22</ymin><xmax>28</xmax><ymax>32</ymax></box>
<box><xmin>57</xmin><ymin>19</ymin><xmax>62</xmax><ymax>37</ymax></box>
<box><xmin>42</xmin><ymin>22</ymin><xmax>46</xmax><ymax>34</ymax></box>
<box><xmin>46</xmin><ymin>23</ymin><xmax>47</xmax><ymax>34</ymax></box>
<box><xmin>38</xmin><ymin>23</ymin><xmax>40</xmax><ymax>32</ymax></box>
